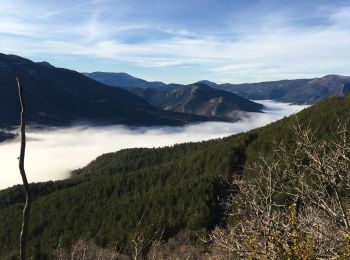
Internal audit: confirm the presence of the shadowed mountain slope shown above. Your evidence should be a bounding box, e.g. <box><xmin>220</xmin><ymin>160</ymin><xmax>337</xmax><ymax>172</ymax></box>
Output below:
<box><xmin>0</xmin><ymin>54</ymin><xmax>211</xmax><ymax>128</ymax></box>
<box><xmin>131</xmin><ymin>83</ymin><xmax>263</xmax><ymax>120</ymax></box>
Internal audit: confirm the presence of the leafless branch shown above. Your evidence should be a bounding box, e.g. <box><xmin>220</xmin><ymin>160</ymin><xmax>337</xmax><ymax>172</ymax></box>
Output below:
<box><xmin>17</xmin><ymin>76</ymin><xmax>33</xmax><ymax>260</ymax></box>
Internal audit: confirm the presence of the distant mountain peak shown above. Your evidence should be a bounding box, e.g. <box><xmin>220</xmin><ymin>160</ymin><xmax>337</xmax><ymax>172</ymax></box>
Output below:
<box><xmin>0</xmin><ymin>53</ymin><xmax>32</xmax><ymax>65</ymax></box>
<box><xmin>196</xmin><ymin>80</ymin><xmax>219</xmax><ymax>88</ymax></box>
<box><xmin>37</xmin><ymin>61</ymin><xmax>55</xmax><ymax>68</ymax></box>
<box><xmin>84</xmin><ymin>72</ymin><xmax>167</xmax><ymax>89</ymax></box>
<box><xmin>323</xmin><ymin>74</ymin><xmax>344</xmax><ymax>78</ymax></box>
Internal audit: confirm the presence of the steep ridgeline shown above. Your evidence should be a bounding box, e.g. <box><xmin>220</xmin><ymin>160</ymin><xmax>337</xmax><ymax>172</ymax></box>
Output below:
<box><xmin>1</xmin><ymin>94</ymin><xmax>349</xmax><ymax>258</ymax></box>
<box><xmin>202</xmin><ymin>75</ymin><xmax>350</xmax><ymax>104</ymax></box>
<box><xmin>85</xmin><ymin>71</ymin><xmax>350</xmax><ymax>105</ymax></box>
<box><xmin>0</xmin><ymin>53</ymin><xmax>210</xmax><ymax>128</ymax></box>
<box><xmin>130</xmin><ymin>83</ymin><xmax>263</xmax><ymax>120</ymax></box>
<box><xmin>83</xmin><ymin>72</ymin><xmax>167</xmax><ymax>89</ymax></box>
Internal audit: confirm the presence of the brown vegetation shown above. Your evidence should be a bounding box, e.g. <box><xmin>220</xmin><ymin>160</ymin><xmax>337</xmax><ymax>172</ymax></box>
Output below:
<box><xmin>208</xmin><ymin>122</ymin><xmax>350</xmax><ymax>259</ymax></box>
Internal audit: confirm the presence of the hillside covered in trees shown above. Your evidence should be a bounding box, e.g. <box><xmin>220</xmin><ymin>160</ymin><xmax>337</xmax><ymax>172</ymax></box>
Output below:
<box><xmin>0</xmin><ymin>94</ymin><xmax>350</xmax><ymax>258</ymax></box>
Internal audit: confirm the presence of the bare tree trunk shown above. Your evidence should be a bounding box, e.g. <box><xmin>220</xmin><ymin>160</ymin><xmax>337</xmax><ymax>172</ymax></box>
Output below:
<box><xmin>17</xmin><ymin>76</ymin><xmax>33</xmax><ymax>260</ymax></box>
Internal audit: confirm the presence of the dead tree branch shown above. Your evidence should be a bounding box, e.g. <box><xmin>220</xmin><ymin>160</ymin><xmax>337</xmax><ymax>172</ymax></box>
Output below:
<box><xmin>17</xmin><ymin>76</ymin><xmax>33</xmax><ymax>260</ymax></box>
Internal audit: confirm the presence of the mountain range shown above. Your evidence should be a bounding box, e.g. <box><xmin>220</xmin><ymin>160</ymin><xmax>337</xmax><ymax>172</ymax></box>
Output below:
<box><xmin>130</xmin><ymin>83</ymin><xmax>263</xmax><ymax>120</ymax></box>
<box><xmin>1</xmin><ymin>54</ymin><xmax>348</xmax><ymax>137</ymax></box>
<box><xmin>0</xmin><ymin>54</ymin><xmax>211</xmax><ymax>129</ymax></box>
<box><xmin>86</xmin><ymin>72</ymin><xmax>350</xmax><ymax>104</ymax></box>
<box><xmin>205</xmin><ymin>75</ymin><xmax>350</xmax><ymax>104</ymax></box>
<box><xmin>0</xmin><ymin>54</ymin><xmax>270</xmax><ymax>135</ymax></box>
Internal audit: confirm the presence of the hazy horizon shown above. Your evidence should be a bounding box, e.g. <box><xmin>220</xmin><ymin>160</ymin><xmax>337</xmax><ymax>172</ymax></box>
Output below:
<box><xmin>0</xmin><ymin>100</ymin><xmax>308</xmax><ymax>190</ymax></box>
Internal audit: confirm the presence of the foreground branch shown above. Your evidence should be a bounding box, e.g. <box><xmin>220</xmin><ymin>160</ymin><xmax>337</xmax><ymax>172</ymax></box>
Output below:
<box><xmin>17</xmin><ymin>76</ymin><xmax>33</xmax><ymax>260</ymax></box>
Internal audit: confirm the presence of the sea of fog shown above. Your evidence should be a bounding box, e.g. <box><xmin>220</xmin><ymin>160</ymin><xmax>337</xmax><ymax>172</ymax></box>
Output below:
<box><xmin>0</xmin><ymin>100</ymin><xmax>308</xmax><ymax>190</ymax></box>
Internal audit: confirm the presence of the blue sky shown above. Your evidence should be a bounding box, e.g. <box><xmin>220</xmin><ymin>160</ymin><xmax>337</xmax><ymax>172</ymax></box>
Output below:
<box><xmin>1</xmin><ymin>0</ymin><xmax>350</xmax><ymax>83</ymax></box>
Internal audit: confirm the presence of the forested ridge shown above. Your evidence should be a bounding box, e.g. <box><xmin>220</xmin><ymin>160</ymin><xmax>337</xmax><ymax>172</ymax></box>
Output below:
<box><xmin>1</xmin><ymin>95</ymin><xmax>350</xmax><ymax>259</ymax></box>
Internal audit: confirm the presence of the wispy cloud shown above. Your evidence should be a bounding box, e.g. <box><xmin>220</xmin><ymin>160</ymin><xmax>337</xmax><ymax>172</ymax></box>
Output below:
<box><xmin>0</xmin><ymin>0</ymin><xmax>349</xmax><ymax>83</ymax></box>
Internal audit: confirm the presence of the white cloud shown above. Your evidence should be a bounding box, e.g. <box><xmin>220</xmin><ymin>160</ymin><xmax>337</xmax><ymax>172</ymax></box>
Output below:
<box><xmin>0</xmin><ymin>101</ymin><xmax>308</xmax><ymax>190</ymax></box>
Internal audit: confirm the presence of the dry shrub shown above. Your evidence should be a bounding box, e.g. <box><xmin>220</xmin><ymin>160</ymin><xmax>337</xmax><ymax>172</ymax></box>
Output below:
<box><xmin>208</xmin><ymin>122</ymin><xmax>350</xmax><ymax>259</ymax></box>
<box><xmin>147</xmin><ymin>230</ymin><xmax>208</xmax><ymax>260</ymax></box>
<box><xmin>54</xmin><ymin>240</ymin><xmax>129</xmax><ymax>260</ymax></box>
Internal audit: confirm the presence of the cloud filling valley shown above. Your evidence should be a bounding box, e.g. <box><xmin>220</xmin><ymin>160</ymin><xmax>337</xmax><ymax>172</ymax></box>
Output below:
<box><xmin>0</xmin><ymin>100</ymin><xmax>308</xmax><ymax>190</ymax></box>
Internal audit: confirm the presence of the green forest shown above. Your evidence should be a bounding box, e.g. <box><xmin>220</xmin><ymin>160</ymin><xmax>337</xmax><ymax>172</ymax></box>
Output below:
<box><xmin>1</xmin><ymin>94</ymin><xmax>350</xmax><ymax>259</ymax></box>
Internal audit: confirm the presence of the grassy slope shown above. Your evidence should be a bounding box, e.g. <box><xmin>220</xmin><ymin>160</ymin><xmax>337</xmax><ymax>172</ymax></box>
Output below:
<box><xmin>0</xmin><ymin>95</ymin><xmax>349</xmax><ymax>258</ymax></box>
